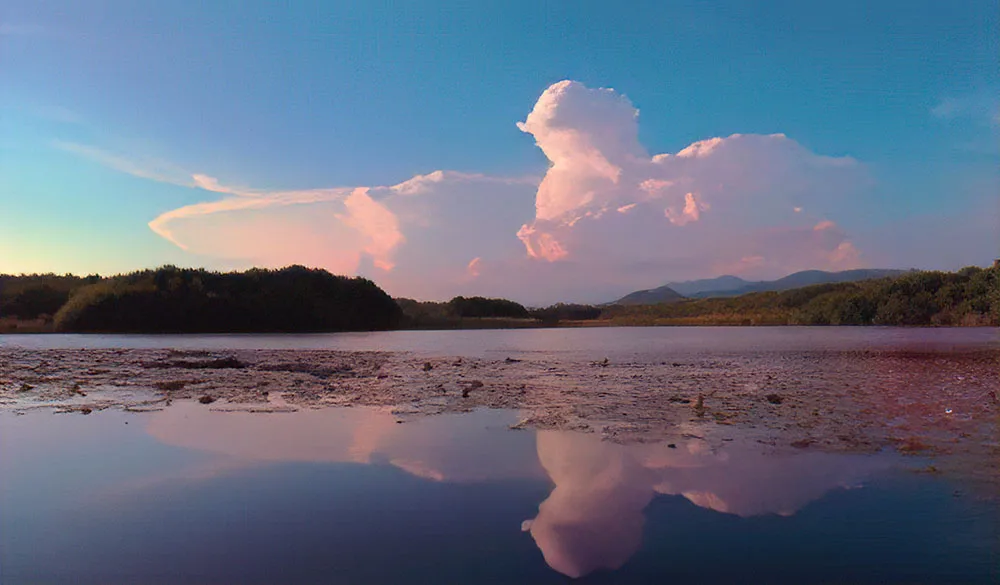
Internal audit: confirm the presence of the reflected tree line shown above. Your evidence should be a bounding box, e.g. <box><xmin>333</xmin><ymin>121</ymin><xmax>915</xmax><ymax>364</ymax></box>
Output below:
<box><xmin>1</xmin><ymin>264</ymin><xmax>997</xmax><ymax>332</ymax></box>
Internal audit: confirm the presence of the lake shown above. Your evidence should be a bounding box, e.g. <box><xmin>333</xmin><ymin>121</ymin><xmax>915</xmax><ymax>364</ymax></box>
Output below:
<box><xmin>2</xmin><ymin>325</ymin><xmax>996</xmax><ymax>357</ymax></box>
<box><xmin>1</xmin><ymin>327</ymin><xmax>998</xmax><ymax>583</ymax></box>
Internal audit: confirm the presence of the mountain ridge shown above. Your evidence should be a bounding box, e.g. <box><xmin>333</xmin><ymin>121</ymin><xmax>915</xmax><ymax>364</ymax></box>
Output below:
<box><xmin>613</xmin><ymin>268</ymin><xmax>911</xmax><ymax>305</ymax></box>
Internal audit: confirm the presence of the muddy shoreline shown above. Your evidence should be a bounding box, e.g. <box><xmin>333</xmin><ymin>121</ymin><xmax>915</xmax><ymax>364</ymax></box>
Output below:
<box><xmin>2</xmin><ymin>346</ymin><xmax>998</xmax><ymax>483</ymax></box>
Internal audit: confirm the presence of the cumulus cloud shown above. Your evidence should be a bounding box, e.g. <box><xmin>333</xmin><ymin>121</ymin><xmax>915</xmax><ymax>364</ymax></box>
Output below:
<box><xmin>64</xmin><ymin>80</ymin><xmax>876</xmax><ymax>303</ymax></box>
<box><xmin>512</xmin><ymin>81</ymin><xmax>867</xmax><ymax>291</ymax></box>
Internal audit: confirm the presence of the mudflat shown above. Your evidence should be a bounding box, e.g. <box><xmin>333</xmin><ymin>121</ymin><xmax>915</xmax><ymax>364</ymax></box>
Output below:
<box><xmin>3</xmin><ymin>344</ymin><xmax>997</xmax><ymax>484</ymax></box>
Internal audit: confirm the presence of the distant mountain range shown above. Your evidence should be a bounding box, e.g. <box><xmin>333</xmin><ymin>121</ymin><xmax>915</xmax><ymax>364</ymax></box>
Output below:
<box><xmin>612</xmin><ymin>269</ymin><xmax>910</xmax><ymax>305</ymax></box>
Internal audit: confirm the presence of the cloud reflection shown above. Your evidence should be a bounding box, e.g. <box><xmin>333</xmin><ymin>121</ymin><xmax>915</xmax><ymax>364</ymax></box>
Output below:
<box><xmin>145</xmin><ymin>405</ymin><xmax>891</xmax><ymax>578</ymax></box>
<box><xmin>525</xmin><ymin>430</ymin><xmax>890</xmax><ymax>577</ymax></box>
<box><xmin>145</xmin><ymin>403</ymin><xmax>544</xmax><ymax>483</ymax></box>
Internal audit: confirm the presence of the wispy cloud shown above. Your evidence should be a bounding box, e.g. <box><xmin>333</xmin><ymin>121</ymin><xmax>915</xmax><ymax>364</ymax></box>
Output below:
<box><xmin>931</xmin><ymin>93</ymin><xmax>1000</xmax><ymax>126</ymax></box>
<box><xmin>146</xmin><ymin>187</ymin><xmax>350</xmax><ymax>249</ymax></box>
<box><xmin>53</xmin><ymin>140</ymin><xmax>196</xmax><ymax>187</ymax></box>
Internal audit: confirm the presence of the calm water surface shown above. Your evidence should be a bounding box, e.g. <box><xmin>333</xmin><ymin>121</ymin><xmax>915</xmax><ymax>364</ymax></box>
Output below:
<box><xmin>1</xmin><ymin>326</ymin><xmax>997</xmax><ymax>359</ymax></box>
<box><xmin>1</xmin><ymin>405</ymin><xmax>997</xmax><ymax>584</ymax></box>
<box><xmin>2</xmin><ymin>328</ymin><xmax>998</xmax><ymax>583</ymax></box>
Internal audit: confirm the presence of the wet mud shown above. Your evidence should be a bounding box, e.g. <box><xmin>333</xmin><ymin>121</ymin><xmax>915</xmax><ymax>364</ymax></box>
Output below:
<box><xmin>2</xmin><ymin>346</ymin><xmax>997</xmax><ymax>484</ymax></box>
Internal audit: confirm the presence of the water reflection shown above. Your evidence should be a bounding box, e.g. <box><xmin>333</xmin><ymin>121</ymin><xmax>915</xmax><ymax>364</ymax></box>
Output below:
<box><xmin>525</xmin><ymin>430</ymin><xmax>890</xmax><ymax>577</ymax></box>
<box><xmin>145</xmin><ymin>405</ymin><xmax>892</xmax><ymax>579</ymax></box>
<box><xmin>145</xmin><ymin>403</ymin><xmax>544</xmax><ymax>483</ymax></box>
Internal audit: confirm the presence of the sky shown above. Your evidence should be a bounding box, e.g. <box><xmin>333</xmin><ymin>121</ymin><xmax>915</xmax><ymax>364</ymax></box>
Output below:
<box><xmin>1</xmin><ymin>0</ymin><xmax>997</xmax><ymax>304</ymax></box>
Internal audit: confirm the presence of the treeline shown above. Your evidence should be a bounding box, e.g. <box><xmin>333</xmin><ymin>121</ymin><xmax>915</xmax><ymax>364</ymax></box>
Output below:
<box><xmin>396</xmin><ymin>296</ymin><xmax>537</xmax><ymax>328</ymax></box>
<box><xmin>0</xmin><ymin>274</ymin><xmax>96</xmax><ymax>320</ymax></box>
<box><xmin>396</xmin><ymin>296</ymin><xmax>606</xmax><ymax>329</ymax></box>
<box><xmin>529</xmin><ymin>303</ymin><xmax>603</xmax><ymax>324</ymax></box>
<box><xmin>3</xmin><ymin>264</ymin><xmax>996</xmax><ymax>332</ymax></box>
<box><xmin>2</xmin><ymin>266</ymin><xmax>401</xmax><ymax>332</ymax></box>
<box><xmin>603</xmin><ymin>265</ymin><xmax>1000</xmax><ymax>326</ymax></box>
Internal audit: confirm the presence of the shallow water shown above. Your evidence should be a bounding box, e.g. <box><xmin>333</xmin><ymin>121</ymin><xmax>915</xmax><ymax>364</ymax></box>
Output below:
<box><xmin>1</xmin><ymin>406</ymin><xmax>997</xmax><ymax>584</ymax></box>
<box><xmin>2</xmin><ymin>326</ymin><xmax>996</xmax><ymax>359</ymax></box>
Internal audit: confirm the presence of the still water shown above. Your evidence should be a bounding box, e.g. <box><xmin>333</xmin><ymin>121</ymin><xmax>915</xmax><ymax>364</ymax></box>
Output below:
<box><xmin>1</xmin><ymin>405</ymin><xmax>997</xmax><ymax>584</ymax></box>
<box><xmin>1</xmin><ymin>326</ymin><xmax>996</xmax><ymax>358</ymax></box>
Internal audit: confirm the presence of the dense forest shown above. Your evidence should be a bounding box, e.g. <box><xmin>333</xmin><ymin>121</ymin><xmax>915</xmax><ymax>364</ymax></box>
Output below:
<box><xmin>2</xmin><ymin>264</ymin><xmax>997</xmax><ymax>332</ymax></box>
<box><xmin>2</xmin><ymin>266</ymin><xmax>401</xmax><ymax>333</ymax></box>
<box><xmin>396</xmin><ymin>296</ymin><xmax>537</xmax><ymax>328</ymax></box>
<box><xmin>0</xmin><ymin>274</ymin><xmax>95</xmax><ymax>320</ymax></box>
<box><xmin>602</xmin><ymin>265</ymin><xmax>1000</xmax><ymax>326</ymax></box>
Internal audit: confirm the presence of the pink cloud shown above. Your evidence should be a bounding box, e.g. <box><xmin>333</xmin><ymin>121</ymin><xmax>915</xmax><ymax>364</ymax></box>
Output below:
<box><xmin>466</xmin><ymin>257</ymin><xmax>482</xmax><ymax>278</ymax></box>
<box><xmin>70</xmin><ymin>80</ymin><xmax>878</xmax><ymax>303</ymax></box>
<box><xmin>145</xmin><ymin>170</ymin><xmax>537</xmax><ymax>294</ymax></box>
<box><xmin>337</xmin><ymin>188</ymin><xmax>404</xmax><ymax>271</ymax></box>
<box><xmin>191</xmin><ymin>173</ymin><xmax>256</xmax><ymax>196</ymax></box>
<box><xmin>512</xmin><ymin>81</ymin><xmax>867</xmax><ymax>294</ymax></box>
<box><xmin>664</xmin><ymin>192</ymin><xmax>709</xmax><ymax>226</ymax></box>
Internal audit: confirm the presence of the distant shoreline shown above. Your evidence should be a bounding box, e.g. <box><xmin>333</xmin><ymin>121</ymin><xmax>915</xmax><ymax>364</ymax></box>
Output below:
<box><xmin>2</xmin><ymin>317</ymin><xmax>996</xmax><ymax>335</ymax></box>
<box><xmin>4</xmin><ymin>263</ymin><xmax>998</xmax><ymax>332</ymax></box>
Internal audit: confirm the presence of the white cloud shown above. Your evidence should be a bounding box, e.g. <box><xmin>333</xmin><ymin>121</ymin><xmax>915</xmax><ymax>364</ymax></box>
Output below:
<box><xmin>62</xmin><ymin>81</ymin><xmax>877</xmax><ymax>303</ymax></box>
<box><xmin>509</xmin><ymin>81</ymin><xmax>868</xmax><ymax>299</ymax></box>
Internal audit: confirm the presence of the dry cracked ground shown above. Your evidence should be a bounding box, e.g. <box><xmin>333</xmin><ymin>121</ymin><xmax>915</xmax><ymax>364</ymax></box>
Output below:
<box><xmin>2</xmin><ymin>346</ymin><xmax>998</xmax><ymax>486</ymax></box>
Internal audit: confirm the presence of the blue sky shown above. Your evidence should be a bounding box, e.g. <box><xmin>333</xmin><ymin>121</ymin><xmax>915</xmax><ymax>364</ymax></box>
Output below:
<box><xmin>1</xmin><ymin>1</ymin><xmax>997</xmax><ymax>301</ymax></box>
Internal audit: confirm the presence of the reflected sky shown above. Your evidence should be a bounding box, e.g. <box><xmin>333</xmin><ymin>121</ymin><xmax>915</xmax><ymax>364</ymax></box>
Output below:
<box><xmin>526</xmin><ymin>430</ymin><xmax>890</xmax><ymax>577</ymax></box>
<box><xmin>145</xmin><ymin>403</ymin><xmax>544</xmax><ymax>484</ymax></box>
<box><xmin>144</xmin><ymin>404</ymin><xmax>890</xmax><ymax>578</ymax></box>
<box><xmin>1</xmin><ymin>406</ymin><xmax>996</xmax><ymax>583</ymax></box>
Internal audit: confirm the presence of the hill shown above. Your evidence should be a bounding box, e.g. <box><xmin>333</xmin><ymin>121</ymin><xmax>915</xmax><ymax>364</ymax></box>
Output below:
<box><xmin>51</xmin><ymin>266</ymin><xmax>401</xmax><ymax>333</ymax></box>
<box><xmin>691</xmin><ymin>269</ymin><xmax>911</xmax><ymax>298</ymax></box>
<box><xmin>616</xmin><ymin>269</ymin><xmax>909</xmax><ymax>304</ymax></box>
<box><xmin>662</xmin><ymin>275</ymin><xmax>749</xmax><ymax>297</ymax></box>
<box><xmin>612</xmin><ymin>285</ymin><xmax>686</xmax><ymax>305</ymax></box>
<box><xmin>603</xmin><ymin>265</ymin><xmax>999</xmax><ymax>326</ymax></box>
